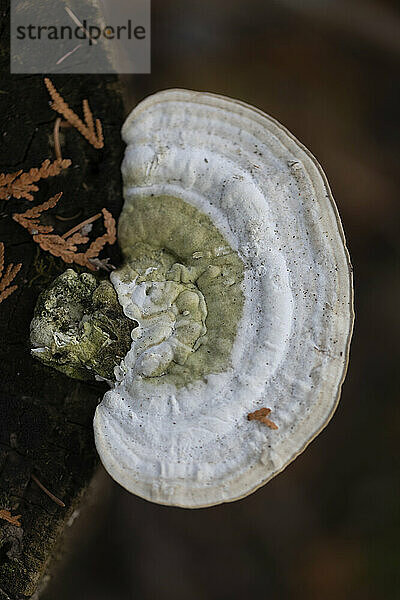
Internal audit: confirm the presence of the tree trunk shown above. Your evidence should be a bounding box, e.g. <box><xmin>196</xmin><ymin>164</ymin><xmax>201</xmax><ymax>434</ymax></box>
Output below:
<box><xmin>0</xmin><ymin>2</ymin><xmax>125</xmax><ymax>597</ymax></box>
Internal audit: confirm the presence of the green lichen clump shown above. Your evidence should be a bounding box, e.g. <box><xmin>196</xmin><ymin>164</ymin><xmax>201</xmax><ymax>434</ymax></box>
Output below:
<box><xmin>115</xmin><ymin>243</ymin><xmax>209</xmax><ymax>378</ymax></box>
<box><xmin>30</xmin><ymin>269</ymin><xmax>135</xmax><ymax>381</ymax></box>
<box><xmin>116</xmin><ymin>194</ymin><xmax>245</xmax><ymax>386</ymax></box>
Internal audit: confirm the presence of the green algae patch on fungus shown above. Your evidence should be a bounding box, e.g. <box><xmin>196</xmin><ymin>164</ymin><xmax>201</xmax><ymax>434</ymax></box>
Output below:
<box><xmin>112</xmin><ymin>193</ymin><xmax>245</xmax><ymax>387</ymax></box>
<box><xmin>30</xmin><ymin>269</ymin><xmax>135</xmax><ymax>381</ymax></box>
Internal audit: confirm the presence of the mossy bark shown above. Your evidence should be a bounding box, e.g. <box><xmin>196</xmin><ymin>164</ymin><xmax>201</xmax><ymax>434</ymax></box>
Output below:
<box><xmin>0</xmin><ymin>3</ymin><xmax>125</xmax><ymax>597</ymax></box>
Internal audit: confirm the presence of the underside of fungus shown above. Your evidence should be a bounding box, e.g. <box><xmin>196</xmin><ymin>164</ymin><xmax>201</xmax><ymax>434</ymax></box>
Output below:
<box><xmin>31</xmin><ymin>89</ymin><xmax>354</xmax><ymax>508</ymax></box>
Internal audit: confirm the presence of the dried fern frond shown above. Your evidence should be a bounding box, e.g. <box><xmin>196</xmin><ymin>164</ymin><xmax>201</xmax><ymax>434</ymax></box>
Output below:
<box><xmin>33</xmin><ymin>233</ymin><xmax>78</xmax><ymax>263</ymax></box>
<box><xmin>15</xmin><ymin>192</ymin><xmax>62</xmax><ymax>220</ymax></box>
<box><xmin>84</xmin><ymin>208</ymin><xmax>116</xmax><ymax>259</ymax></box>
<box><xmin>0</xmin><ymin>509</ymin><xmax>22</xmax><ymax>527</ymax></box>
<box><xmin>103</xmin><ymin>208</ymin><xmax>116</xmax><ymax>242</ymax></box>
<box><xmin>0</xmin><ymin>263</ymin><xmax>22</xmax><ymax>293</ymax></box>
<box><xmin>0</xmin><ymin>242</ymin><xmax>22</xmax><ymax>304</ymax></box>
<box><xmin>247</xmin><ymin>407</ymin><xmax>278</xmax><ymax>430</ymax></box>
<box><xmin>0</xmin><ymin>159</ymin><xmax>71</xmax><ymax>201</ymax></box>
<box><xmin>13</xmin><ymin>192</ymin><xmax>62</xmax><ymax>234</ymax></box>
<box><xmin>44</xmin><ymin>78</ymin><xmax>104</xmax><ymax>150</ymax></box>
<box><xmin>68</xmin><ymin>208</ymin><xmax>117</xmax><ymax>270</ymax></box>
<box><xmin>83</xmin><ymin>99</ymin><xmax>94</xmax><ymax>133</ymax></box>
<box><xmin>13</xmin><ymin>190</ymin><xmax>116</xmax><ymax>270</ymax></box>
<box><xmin>65</xmin><ymin>231</ymin><xmax>90</xmax><ymax>246</ymax></box>
<box><xmin>0</xmin><ymin>171</ymin><xmax>21</xmax><ymax>190</ymax></box>
<box><xmin>95</xmin><ymin>118</ymin><xmax>104</xmax><ymax>147</ymax></box>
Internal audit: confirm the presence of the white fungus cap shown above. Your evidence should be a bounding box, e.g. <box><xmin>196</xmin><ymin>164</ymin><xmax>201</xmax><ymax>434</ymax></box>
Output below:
<box><xmin>93</xmin><ymin>89</ymin><xmax>354</xmax><ymax>508</ymax></box>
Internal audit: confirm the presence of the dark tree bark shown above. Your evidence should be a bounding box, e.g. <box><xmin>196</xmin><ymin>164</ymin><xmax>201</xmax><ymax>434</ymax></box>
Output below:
<box><xmin>0</xmin><ymin>3</ymin><xmax>125</xmax><ymax>597</ymax></box>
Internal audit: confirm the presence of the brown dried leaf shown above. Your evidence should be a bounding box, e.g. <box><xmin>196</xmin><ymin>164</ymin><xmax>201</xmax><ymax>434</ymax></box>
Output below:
<box><xmin>247</xmin><ymin>407</ymin><xmax>278</xmax><ymax>430</ymax></box>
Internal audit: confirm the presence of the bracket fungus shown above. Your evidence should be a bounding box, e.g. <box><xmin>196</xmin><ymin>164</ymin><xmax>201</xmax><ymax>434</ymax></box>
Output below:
<box><xmin>31</xmin><ymin>90</ymin><xmax>354</xmax><ymax>508</ymax></box>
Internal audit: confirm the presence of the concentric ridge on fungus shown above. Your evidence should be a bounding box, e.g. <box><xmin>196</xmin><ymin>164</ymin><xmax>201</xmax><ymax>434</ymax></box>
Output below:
<box><xmin>31</xmin><ymin>89</ymin><xmax>354</xmax><ymax>508</ymax></box>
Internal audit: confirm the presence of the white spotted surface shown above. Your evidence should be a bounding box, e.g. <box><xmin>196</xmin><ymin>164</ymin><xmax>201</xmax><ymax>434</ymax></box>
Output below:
<box><xmin>94</xmin><ymin>89</ymin><xmax>354</xmax><ymax>507</ymax></box>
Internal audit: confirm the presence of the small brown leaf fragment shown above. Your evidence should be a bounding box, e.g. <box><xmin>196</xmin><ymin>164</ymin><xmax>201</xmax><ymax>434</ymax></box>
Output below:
<box><xmin>0</xmin><ymin>509</ymin><xmax>21</xmax><ymax>527</ymax></box>
<box><xmin>247</xmin><ymin>407</ymin><xmax>278</xmax><ymax>430</ymax></box>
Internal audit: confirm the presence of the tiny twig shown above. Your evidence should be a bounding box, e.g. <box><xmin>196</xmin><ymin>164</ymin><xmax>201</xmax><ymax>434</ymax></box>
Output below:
<box><xmin>31</xmin><ymin>474</ymin><xmax>65</xmax><ymax>508</ymax></box>
<box><xmin>53</xmin><ymin>117</ymin><xmax>63</xmax><ymax>161</ymax></box>
<box><xmin>56</xmin><ymin>43</ymin><xmax>83</xmax><ymax>65</ymax></box>
<box><xmin>62</xmin><ymin>212</ymin><xmax>102</xmax><ymax>239</ymax></box>
<box><xmin>0</xmin><ymin>509</ymin><xmax>21</xmax><ymax>527</ymax></box>
<box><xmin>64</xmin><ymin>6</ymin><xmax>98</xmax><ymax>45</ymax></box>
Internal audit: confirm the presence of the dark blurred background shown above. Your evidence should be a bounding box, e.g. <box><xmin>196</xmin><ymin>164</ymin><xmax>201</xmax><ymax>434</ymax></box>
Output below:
<box><xmin>43</xmin><ymin>1</ymin><xmax>400</xmax><ymax>599</ymax></box>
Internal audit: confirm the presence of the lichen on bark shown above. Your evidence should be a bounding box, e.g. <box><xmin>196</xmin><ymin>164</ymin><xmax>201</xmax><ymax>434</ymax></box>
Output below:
<box><xmin>30</xmin><ymin>269</ymin><xmax>135</xmax><ymax>381</ymax></box>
